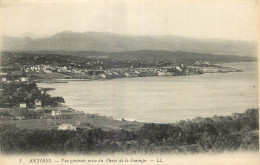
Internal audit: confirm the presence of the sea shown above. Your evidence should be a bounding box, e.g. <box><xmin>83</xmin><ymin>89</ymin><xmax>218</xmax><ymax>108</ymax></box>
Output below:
<box><xmin>38</xmin><ymin>62</ymin><xmax>259</xmax><ymax>123</ymax></box>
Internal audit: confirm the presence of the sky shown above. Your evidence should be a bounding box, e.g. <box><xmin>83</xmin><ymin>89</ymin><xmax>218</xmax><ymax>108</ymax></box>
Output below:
<box><xmin>0</xmin><ymin>0</ymin><xmax>259</xmax><ymax>41</ymax></box>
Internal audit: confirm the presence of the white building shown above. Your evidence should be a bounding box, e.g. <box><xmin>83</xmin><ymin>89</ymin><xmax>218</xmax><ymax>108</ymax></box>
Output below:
<box><xmin>1</xmin><ymin>77</ymin><xmax>7</xmax><ymax>82</ymax></box>
<box><xmin>52</xmin><ymin>110</ymin><xmax>61</xmax><ymax>116</ymax></box>
<box><xmin>20</xmin><ymin>77</ymin><xmax>28</xmax><ymax>82</ymax></box>
<box><xmin>44</xmin><ymin>70</ymin><xmax>52</xmax><ymax>73</ymax></box>
<box><xmin>175</xmin><ymin>66</ymin><xmax>182</xmax><ymax>72</ymax></box>
<box><xmin>61</xmin><ymin>66</ymin><xmax>67</xmax><ymax>70</ymax></box>
<box><xmin>157</xmin><ymin>71</ymin><xmax>166</xmax><ymax>76</ymax></box>
<box><xmin>125</xmin><ymin>72</ymin><xmax>138</xmax><ymax>77</ymax></box>
<box><xmin>35</xmin><ymin>99</ymin><xmax>42</xmax><ymax>109</ymax></box>
<box><xmin>58</xmin><ymin>124</ymin><xmax>76</xmax><ymax>130</ymax></box>
<box><xmin>19</xmin><ymin>103</ymin><xmax>27</xmax><ymax>108</ymax></box>
<box><xmin>31</xmin><ymin>65</ymin><xmax>44</xmax><ymax>73</ymax></box>
<box><xmin>0</xmin><ymin>72</ymin><xmax>7</xmax><ymax>76</ymax></box>
<box><xmin>100</xmin><ymin>73</ymin><xmax>107</xmax><ymax>78</ymax></box>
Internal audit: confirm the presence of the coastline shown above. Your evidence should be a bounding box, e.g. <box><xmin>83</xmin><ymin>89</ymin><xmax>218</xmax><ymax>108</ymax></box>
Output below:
<box><xmin>35</xmin><ymin>64</ymin><xmax>242</xmax><ymax>84</ymax></box>
<box><xmin>34</xmin><ymin>63</ymin><xmax>257</xmax><ymax>123</ymax></box>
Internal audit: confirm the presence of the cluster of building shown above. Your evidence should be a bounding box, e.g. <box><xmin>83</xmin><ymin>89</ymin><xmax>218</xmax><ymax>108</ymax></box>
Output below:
<box><xmin>157</xmin><ymin>66</ymin><xmax>202</xmax><ymax>76</ymax></box>
<box><xmin>100</xmin><ymin>67</ymin><xmax>158</xmax><ymax>78</ymax></box>
<box><xmin>24</xmin><ymin>65</ymin><xmax>66</xmax><ymax>73</ymax></box>
<box><xmin>100</xmin><ymin>65</ymin><xmax>202</xmax><ymax>79</ymax></box>
<box><xmin>23</xmin><ymin>64</ymin><xmax>90</xmax><ymax>74</ymax></box>
<box><xmin>19</xmin><ymin>99</ymin><xmax>42</xmax><ymax>109</ymax></box>
<box><xmin>194</xmin><ymin>61</ymin><xmax>211</xmax><ymax>66</ymax></box>
<box><xmin>15</xmin><ymin>61</ymin><xmax>205</xmax><ymax>80</ymax></box>
<box><xmin>58</xmin><ymin>122</ymin><xmax>93</xmax><ymax>131</ymax></box>
<box><xmin>23</xmin><ymin>64</ymin><xmax>103</xmax><ymax>76</ymax></box>
<box><xmin>18</xmin><ymin>100</ymin><xmax>85</xmax><ymax>121</ymax></box>
<box><xmin>1</xmin><ymin>76</ymin><xmax>29</xmax><ymax>83</ymax></box>
<box><xmin>51</xmin><ymin>109</ymin><xmax>84</xmax><ymax>117</ymax></box>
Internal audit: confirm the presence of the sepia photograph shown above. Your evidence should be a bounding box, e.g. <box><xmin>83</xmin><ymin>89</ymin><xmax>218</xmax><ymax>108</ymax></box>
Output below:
<box><xmin>0</xmin><ymin>0</ymin><xmax>259</xmax><ymax>164</ymax></box>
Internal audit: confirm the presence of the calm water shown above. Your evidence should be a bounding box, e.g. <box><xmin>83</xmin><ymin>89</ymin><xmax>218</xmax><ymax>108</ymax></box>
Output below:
<box><xmin>38</xmin><ymin>62</ymin><xmax>258</xmax><ymax>123</ymax></box>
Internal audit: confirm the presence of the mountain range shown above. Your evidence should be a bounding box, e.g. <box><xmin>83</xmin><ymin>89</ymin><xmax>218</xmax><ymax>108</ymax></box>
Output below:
<box><xmin>1</xmin><ymin>31</ymin><xmax>257</xmax><ymax>57</ymax></box>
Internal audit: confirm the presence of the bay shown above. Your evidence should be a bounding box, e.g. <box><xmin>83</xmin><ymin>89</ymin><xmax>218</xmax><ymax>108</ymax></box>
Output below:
<box><xmin>38</xmin><ymin>62</ymin><xmax>259</xmax><ymax>123</ymax></box>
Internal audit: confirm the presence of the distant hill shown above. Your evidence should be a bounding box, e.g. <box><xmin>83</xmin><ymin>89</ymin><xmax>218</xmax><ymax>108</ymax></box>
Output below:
<box><xmin>71</xmin><ymin>50</ymin><xmax>257</xmax><ymax>62</ymax></box>
<box><xmin>1</xmin><ymin>31</ymin><xmax>257</xmax><ymax>56</ymax></box>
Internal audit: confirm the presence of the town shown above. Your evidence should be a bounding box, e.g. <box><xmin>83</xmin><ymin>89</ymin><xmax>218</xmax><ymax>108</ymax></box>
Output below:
<box><xmin>1</xmin><ymin>52</ymin><xmax>243</xmax><ymax>83</ymax></box>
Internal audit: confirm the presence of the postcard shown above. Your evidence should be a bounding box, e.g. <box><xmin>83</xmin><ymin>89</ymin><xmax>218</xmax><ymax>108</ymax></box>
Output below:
<box><xmin>0</xmin><ymin>0</ymin><xmax>259</xmax><ymax>165</ymax></box>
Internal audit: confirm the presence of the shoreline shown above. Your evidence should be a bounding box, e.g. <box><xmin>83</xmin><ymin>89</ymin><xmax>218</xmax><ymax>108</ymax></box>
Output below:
<box><xmin>35</xmin><ymin>68</ymin><xmax>243</xmax><ymax>84</ymax></box>
<box><xmin>36</xmin><ymin>65</ymin><xmax>242</xmax><ymax>83</ymax></box>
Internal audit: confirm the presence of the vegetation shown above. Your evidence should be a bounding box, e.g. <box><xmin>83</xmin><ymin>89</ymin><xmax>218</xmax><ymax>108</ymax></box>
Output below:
<box><xmin>0</xmin><ymin>108</ymin><xmax>258</xmax><ymax>154</ymax></box>
<box><xmin>0</xmin><ymin>82</ymin><xmax>65</xmax><ymax>108</ymax></box>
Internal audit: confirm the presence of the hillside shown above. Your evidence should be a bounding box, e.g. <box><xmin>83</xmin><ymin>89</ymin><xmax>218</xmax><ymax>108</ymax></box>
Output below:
<box><xmin>72</xmin><ymin>50</ymin><xmax>257</xmax><ymax>62</ymax></box>
<box><xmin>1</xmin><ymin>31</ymin><xmax>257</xmax><ymax>56</ymax></box>
<box><xmin>0</xmin><ymin>108</ymin><xmax>258</xmax><ymax>153</ymax></box>
<box><xmin>2</xmin><ymin>50</ymin><xmax>257</xmax><ymax>64</ymax></box>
